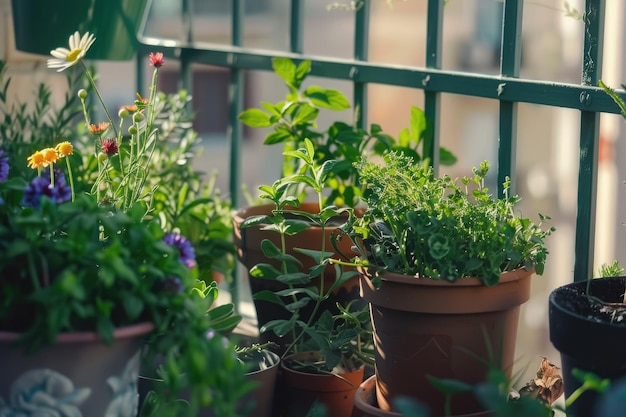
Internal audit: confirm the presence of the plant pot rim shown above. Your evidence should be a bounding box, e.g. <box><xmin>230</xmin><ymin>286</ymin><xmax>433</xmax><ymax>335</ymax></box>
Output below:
<box><xmin>549</xmin><ymin>276</ymin><xmax>626</xmax><ymax>356</ymax></box>
<box><xmin>359</xmin><ymin>266</ymin><xmax>534</xmax><ymax>288</ymax></box>
<box><xmin>245</xmin><ymin>349</ymin><xmax>281</xmax><ymax>376</ymax></box>
<box><xmin>359</xmin><ymin>267</ymin><xmax>533</xmax><ymax>314</ymax></box>
<box><xmin>0</xmin><ymin>322</ymin><xmax>155</xmax><ymax>343</ymax></box>
<box><xmin>354</xmin><ymin>375</ymin><xmax>492</xmax><ymax>417</ymax></box>
<box><xmin>281</xmin><ymin>351</ymin><xmax>365</xmax><ymax>390</ymax></box>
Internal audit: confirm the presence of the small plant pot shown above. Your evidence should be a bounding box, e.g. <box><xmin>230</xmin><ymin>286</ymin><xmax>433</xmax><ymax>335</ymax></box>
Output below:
<box><xmin>359</xmin><ymin>267</ymin><xmax>532</xmax><ymax>416</ymax></box>
<box><xmin>239</xmin><ymin>349</ymin><xmax>281</xmax><ymax>417</ymax></box>
<box><xmin>276</xmin><ymin>351</ymin><xmax>364</xmax><ymax>417</ymax></box>
<box><xmin>353</xmin><ymin>375</ymin><xmax>492</xmax><ymax>417</ymax></box>
<box><xmin>0</xmin><ymin>322</ymin><xmax>153</xmax><ymax>416</ymax></box>
<box><xmin>549</xmin><ymin>276</ymin><xmax>626</xmax><ymax>417</ymax></box>
<box><xmin>233</xmin><ymin>203</ymin><xmax>363</xmax><ymax>351</ymax></box>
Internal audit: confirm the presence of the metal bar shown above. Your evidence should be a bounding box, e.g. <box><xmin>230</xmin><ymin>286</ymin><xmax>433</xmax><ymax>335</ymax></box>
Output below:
<box><xmin>574</xmin><ymin>0</ymin><xmax>605</xmax><ymax>282</ymax></box>
<box><xmin>136</xmin><ymin>43</ymin><xmax>624</xmax><ymax>115</ymax></box>
<box><xmin>498</xmin><ymin>0</ymin><xmax>523</xmax><ymax>197</ymax></box>
<box><xmin>423</xmin><ymin>0</ymin><xmax>443</xmax><ymax>173</ymax></box>
<box><xmin>353</xmin><ymin>0</ymin><xmax>370</xmax><ymax>130</ymax></box>
<box><xmin>228</xmin><ymin>0</ymin><xmax>245</xmax><ymax>310</ymax></box>
<box><xmin>290</xmin><ymin>0</ymin><xmax>304</xmax><ymax>54</ymax></box>
<box><xmin>180</xmin><ymin>0</ymin><xmax>193</xmax><ymax>93</ymax></box>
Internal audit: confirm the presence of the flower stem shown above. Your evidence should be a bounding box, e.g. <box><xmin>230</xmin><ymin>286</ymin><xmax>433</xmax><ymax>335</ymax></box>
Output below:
<box><xmin>80</xmin><ymin>61</ymin><xmax>118</xmax><ymax>138</ymax></box>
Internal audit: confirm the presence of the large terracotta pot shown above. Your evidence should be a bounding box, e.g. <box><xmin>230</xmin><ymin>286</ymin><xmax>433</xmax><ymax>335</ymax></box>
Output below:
<box><xmin>0</xmin><ymin>322</ymin><xmax>154</xmax><ymax>417</ymax></box>
<box><xmin>233</xmin><ymin>203</ymin><xmax>362</xmax><ymax>349</ymax></box>
<box><xmin>11</xmin><ymin>0</ymin><xmax>150</xmax><ymax>60</ymax></box>
<box><xmin>277</xmin><ymin>351</ymin><xmax>364</xmax><ymax>417</ymax></box>
<box><xmin>549</xmin><ymin>276</ymin><xmax>626</xmax><ymax>417</ymax></box>
<box><xmin>359</xmin><ymin>268</ymin><xmax>532</xmax><ymax>416</ymax></box>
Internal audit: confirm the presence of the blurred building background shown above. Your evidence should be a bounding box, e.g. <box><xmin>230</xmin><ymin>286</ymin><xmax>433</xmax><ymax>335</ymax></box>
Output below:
<box><xmin>2</xmin><ymin>0</ymin><xmax>626</xmax><ymax>391</ymax></box>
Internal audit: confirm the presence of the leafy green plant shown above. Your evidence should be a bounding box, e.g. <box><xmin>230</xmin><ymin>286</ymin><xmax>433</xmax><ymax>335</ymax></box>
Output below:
<box><xmin>148</xmin><ymin>90</ymin><xmax>236</xmax><ymax>283</ymax></box>
<box><xmin>342</xmin><ymin>152</ymin><xmax>554</xmax><ymax>285</ymax></box>
<box><xmin>240</xmin><ymin>139</ymin><xmax>373</xmax><ymax>373</ymax></box>
<box><xmin>0</xmin><ymin>33</ymin><xmax>246</xmax><ymax>416</ymax></box>
<box><xmin>238</xmin><ymin>57</ymin><xmax>455</xmax><ymax>207</ymax></box>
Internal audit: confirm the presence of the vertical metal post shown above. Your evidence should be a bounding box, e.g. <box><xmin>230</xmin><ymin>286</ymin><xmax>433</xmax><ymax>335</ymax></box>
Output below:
<box><xmin>353</xmin><ymin>0</ymin><xmax>370</xmax><ymax>129</ymax></box>
<box><xmin>574</xmin><ymin>0</ymin><xmax>605</xmax><ymax>282</ymax></box>
<box><xmin>180</xmin><ymin>0</ymin><xmax>193</xmax><ymax>93</ymax></box>
<box><xmin>229</xmin><ymin>0</ymin><xmax>244</xmax><ymax>309</ymax></box>
<box><xmin>498</xmin><ymin>0</ymin><xmax>522</xmax><ymax>196</ymax></box>
<box><xmin>424</xmin><ymin>0</ymin><xmax>442</xmax><ymax>173</ymax></box>
<box><xmin>290</xmin><ymin>0</ymin><xmax>303</xmax><ymax>54</ymax></box>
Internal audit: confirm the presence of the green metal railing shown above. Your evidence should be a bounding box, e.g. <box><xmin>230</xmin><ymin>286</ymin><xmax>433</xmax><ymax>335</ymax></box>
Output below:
<box><xmin>137</xmin><ymin>0</ymin><xmax>615</xmax><ymax>297</ymax></box>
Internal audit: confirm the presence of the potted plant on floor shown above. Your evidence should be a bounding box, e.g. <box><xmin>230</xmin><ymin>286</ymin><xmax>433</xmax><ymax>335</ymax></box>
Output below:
<box><xmin>337</xmin><ymin>152</ymin><xmax>554</xmax><ymax>416</ymax></box>
<box><xmin>0</xmin><ymin>31</ymin><xmax>249</xmax><ymax>417</ymax></box>
<box><xmin>547</xmin><ymin>81</ymin><xmax>626</xmax><ymax>417</ymax></box>
<box><xmin>241</xmin><ymin>140</ymin><xmax>374</xmax><ymax>416</ymax></box>
<box><xmin>235</xmin><ymin>57</ymin><xmax>456</xmax><ymax>339</ymax></box>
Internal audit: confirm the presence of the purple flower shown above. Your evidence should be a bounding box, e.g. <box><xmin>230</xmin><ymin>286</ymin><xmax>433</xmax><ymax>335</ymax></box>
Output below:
<box><xmin>162</xmin><ymin>276</ymin><xmax>184</xmax><ymax>294</ymax></box>
<box><xmin>163</xmin><ymin>232</ymin><xmax>196</xmax><ymax>269</ymax></box>
<box><xmin>0</xmin><ymin>150</ymin><xmax>8</xmax><ymax>182</ymax></box>
<box><xmin>22</xmin><ymin>170</ymin><xmax>72</xmax><ymax>208</ymax></box>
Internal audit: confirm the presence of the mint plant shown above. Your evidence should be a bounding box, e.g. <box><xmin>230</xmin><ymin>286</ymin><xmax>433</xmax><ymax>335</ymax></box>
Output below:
<box><xmin>240</xmin><ymin>139</ymin><xmax>373</xmax><ymax>373</ymax></box>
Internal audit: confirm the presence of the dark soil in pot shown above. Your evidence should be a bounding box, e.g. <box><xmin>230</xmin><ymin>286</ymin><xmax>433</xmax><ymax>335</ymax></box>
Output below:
<box><xmin>549</xmin><ymin>276</ymin><xmax>626</xmax><ymax>417</ymax></box>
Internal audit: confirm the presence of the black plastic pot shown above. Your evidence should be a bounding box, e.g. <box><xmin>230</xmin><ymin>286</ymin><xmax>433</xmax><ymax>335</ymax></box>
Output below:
<box><xmin>549</xmin><ymin>276</ymin><xmax>626</xmax><ymax>417</ymax></box>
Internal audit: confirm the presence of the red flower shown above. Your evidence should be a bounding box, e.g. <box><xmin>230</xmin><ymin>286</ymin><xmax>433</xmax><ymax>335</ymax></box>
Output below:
<box><xmin>149</xmin><ymin>52</ymin><xmax>164</xmax><ymax>68</ymax></box>
<box><xmin>101</xmin><ymin>138</ymin><xmax>119</xmax><ymax>157</ymax></box>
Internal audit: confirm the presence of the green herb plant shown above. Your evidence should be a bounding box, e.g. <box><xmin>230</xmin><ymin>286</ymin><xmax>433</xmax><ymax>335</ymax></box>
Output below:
<box><xmin>341</xmin><ymin>152</ymin><xmax>554</xmax><ymax>285</ymax></box>
<box><xmin>240</xmin><ymin>139</ymin><xmax>373</xmax><ymax>374</ymax></box>
<box><xmin>238</xmin><ymin>57</ymin><xmax>456</xmax><ymax>208</ymax></box>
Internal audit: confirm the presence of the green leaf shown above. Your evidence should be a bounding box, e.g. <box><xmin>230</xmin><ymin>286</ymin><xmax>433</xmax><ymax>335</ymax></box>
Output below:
<box><xmin>253</xmin><ymin>290</ymin><xmax>285</xmax><ymax>307</ymax></box>
<box><xmin>249</xmin><ymin>263</ymin><xmax>281</xmax><ymax>280</ymax></box>
<box><xmin>261</xmin><ymin>318</ymin><xmax>294</xmax><ymax>337</ymax></box>
<box><xmin>260</xmin><ymin>239</ymin><xmax>282</xmax><ymax>258</ymax></box>
<box><xmin>238</xmin><ymin>108</ymin><xmax>272</xmax><ymax>127</ymax></box>
<box><xmin>272</xmin><ymin>58</ymin><xmax>297</xmax><ymax>85</ymax></box>
<box><xmin>304</xmin><ymin>86</ymin><xmax>350</xmax><ymax>110</ymax></box>
<box><xmin>277</xmin><ymin>272</ymin><xmax>311</xmax><ymax>285</ymax></box>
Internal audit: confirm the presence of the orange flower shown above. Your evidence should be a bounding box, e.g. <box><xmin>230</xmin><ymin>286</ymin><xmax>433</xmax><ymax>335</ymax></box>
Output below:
<box><xmin>56</xmin><ymin>141</ymin><xmax>74</xmax><ymax>157</ymax></box>
<box><xmin>27</xmin><ymin>151</ymin><xmax>45</xmax><ymax>169</ymax></box>
<box><xmin>89</xmin><ymin>121</ymin><xmax>110</xmax><ymax>136</ymax></box>
<box><xmin>121</xmin><ymin>104</ymin><xmax>139</xmax><ymax>113</ymax></box>
<box><xmin>41</xmin><ymin>148</ymin><xmax>59</xmax><ymax>165</ymax></box>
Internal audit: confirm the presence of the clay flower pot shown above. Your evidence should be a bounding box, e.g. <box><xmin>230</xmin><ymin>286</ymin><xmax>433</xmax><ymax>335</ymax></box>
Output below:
<box><xmin>233</xmin><ymin>203</ymin><xmax>362</xmax><ymax>349</ymax></box>
<box><xmin>276</xmin><ymin>351</ymin><xmax>365</xmax><ymax>417</ymax></box>
<box><xmin>0</xmin><ymin>322</ymin><xmax>153</xmax><ymax>417</ymax></box>
<box><xmin>359</xmin><ymin>267</ymin><xmax>533</xmax><ymax>416</ymax></box>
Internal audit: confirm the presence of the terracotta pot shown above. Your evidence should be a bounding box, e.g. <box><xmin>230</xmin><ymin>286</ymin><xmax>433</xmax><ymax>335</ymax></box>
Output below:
<box><xmin>549</xmin><ymin>276</ymin><xmax>626</xmax><ymax>417</ymax></box>
<box><xmin>233</xmin><ymin>203</ymin><xmax>363</xmax><ymax>350</ymax></box>
<box><xmin>239</xmin><ymin>349</ymin><xmax>281</xmax><ymax>417</ymax></box>
<box><xmin>11</xmin><ymin>0</ymin><xmax>150</xmax><ymax>60</ymax></box>
<box><xmin>359</xmin><ymin>268</ymin><xmax>532</xmax><ymax>416</ymax></box>
<box><xmin>0</xmin><ymin>322</ymin><xmax>154</xmax><ymax>417</ymax></box>
<box><xmin>353</xmin><ymin>375</ymin><xmax>492</xmax><ymax>417</ymax></box>
<box><xmin>277</xmin><ymin>351</ymin><xmax>365</xmax><ymax>417</ymax></box>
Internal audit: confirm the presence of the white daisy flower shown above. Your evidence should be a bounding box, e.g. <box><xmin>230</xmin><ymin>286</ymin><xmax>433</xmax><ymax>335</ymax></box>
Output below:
<box><xmin>47</xmin><ymin>31</ymin><xmax>96</xmax><ymax>72</ymax></box>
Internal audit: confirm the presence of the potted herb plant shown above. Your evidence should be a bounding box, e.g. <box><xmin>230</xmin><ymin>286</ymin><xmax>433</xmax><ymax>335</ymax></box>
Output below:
<box><xmin>235</xmin><ymin>57</ymin><xmax>455</xmax><ymax>338</ymax></box>
<box><xmin>338</xmin><ymin>152</ymin><xmax>554</xmax><ymax>416</ymax></box>
<box><xmin>240</xmin><ymin>140</ymin><xmax>374</xmax><ymax>417</ymax></box>
<box><xmin>547</xmin><ymin>81</ymin><xmax>626</xmax><ymax>417</ymax></box>
<box><xmin>0</xmin><ymin>32</ymin><xmax>248</xmax><ymax>417</ymax></box>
